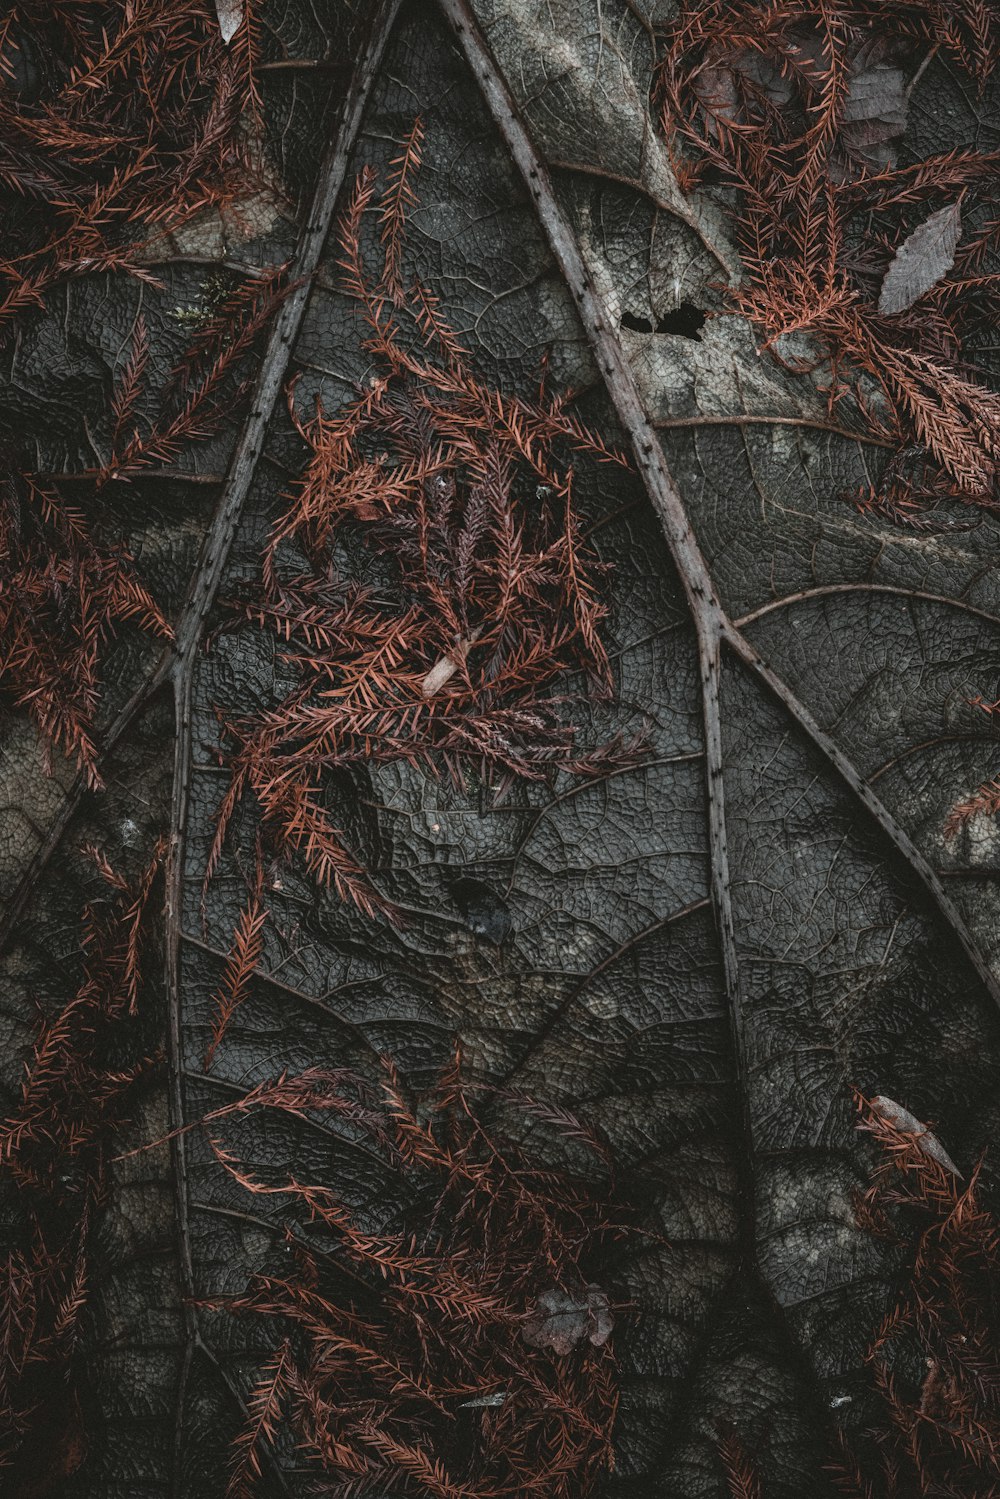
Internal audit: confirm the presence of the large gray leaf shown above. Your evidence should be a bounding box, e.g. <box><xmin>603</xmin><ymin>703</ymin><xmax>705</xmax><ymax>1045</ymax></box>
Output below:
<box><xmin>2</xmin><ymin>2</ymin><xmax>999</xmax><ymax>1497</ymax></box>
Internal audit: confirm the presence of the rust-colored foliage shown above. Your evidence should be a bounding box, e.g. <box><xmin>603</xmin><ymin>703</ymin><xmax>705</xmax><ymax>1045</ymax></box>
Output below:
<box><xmin>718</xmin><ymin>1429</ymin><xmax>763</xmax><ymax>1499</ymax></box>
<box><xmin>658</xmin><ymin>0</ymin><xmax>1000</xmax><ymax>852</ymax></box>
<box><xmin>0</xmin><ymin>1</ymin><xmax>261</xmax><ymax>327</ymax></box>
<box><xmin>715</xmin><ymin>1096</ymin><xmax>1000</xmax><ymax>1498</ymax></box>
<box><xmin>105</xmin><ymin>269</ymin><xmax>291</xmax><ymax>483</ymax></box>
<box><xmin>0</xmin><ymin>4</ymin><xmax>289</xmax><ymax>786</ymax></box>
<box><xmin>851</xmin><ymin>445</ymin><xmax>987</xmax><ymax>534</ymax></box>
<box><xmin>0</xmin><ymin>463</ymin><xmax>171</xmax><ymax>785</ymax></box>
<box><xmin>658</xmin><ymin>2</ymin><xmax>1000</xmax><ymax>512</ymax></box>
<box><xmin>198</xmin><ymin>1053</ymin><xmax>624</xmax><ymax>1497</ymax></box>
<box><xmin>944</xmin><ymin>772</ymin><xmax>1000</xmax><ymax>836</ymax></box>
<box><xmin>203</xmin><ymin>867</ymin><xmax>268</xmax><ymax>1070</ymax></box>
<box><xmin>208</xmin><ymin>126</ymin><xmax>640</xmax><ymax>918</ymax></box>
<box><xmin>0</xmin><ymin>255</ymin><xmax>288</xmax><ymax>786</ymax></box>
<box><xmin>832</xmin><ymin>1094</ymin><xmax>1000</xmax><ymax>1498</ymax></box>
<box><xmin>0</xmin><ymin>842</ymin><xmax>164</xmax><ymax>1479</ymax></box>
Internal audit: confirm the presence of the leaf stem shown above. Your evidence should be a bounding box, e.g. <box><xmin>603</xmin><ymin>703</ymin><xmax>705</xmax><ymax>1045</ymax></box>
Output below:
<box><xmin>161</xmin><ymin>3</ymin><xmax>405</xmax><ymax>1489</ymax></box>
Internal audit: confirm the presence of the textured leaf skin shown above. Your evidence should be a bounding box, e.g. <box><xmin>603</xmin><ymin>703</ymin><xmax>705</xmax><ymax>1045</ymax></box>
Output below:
<box><xmin>0</xmin><ymin>3</ymin><xmax>999</xmax><ymax>1498</ymax></box>
<box><xmin>878</xmin><ymin>201</ymin><xmax>963</xmax><ymax>313</ymax></box>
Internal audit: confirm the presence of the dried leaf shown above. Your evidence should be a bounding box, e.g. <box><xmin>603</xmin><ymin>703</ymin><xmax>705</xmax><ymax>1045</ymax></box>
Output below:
<box><xmin>522</xmin><ymin>1286</ymin><xmax>614</xmax><ymax>1357</ymax></box>
<box><xmin>837</xmin><ymin>64</ymin><xmax>907</xmax><ymax>171</ymax></box>
<box><xmin>878</xmin><ymin>201</ymin><xmax>963</xmax><ymax>314</ymax></box>
<box><xmin>7</xmin><ymin>1</ymin><xmax>1000</xmax><ymax>1492</ymax></box>
<box><xmin>842</xmin><ymin>65</ymin><xmax>907</xmax><ymax>131</ymax></box>
<box><xmin>420</xmin><ymin>627</ymin><xmax>483</xmax><ymax>697</ymax></box>
<box><xmin>870</xmin><ymin>1095</ymin><xmax>961</xmax><ymax>1176</ymax></box>
<box><xmin>215</xmin><ymin>0</ymin><xmax>243</xmax><ymax>45</ymax></box>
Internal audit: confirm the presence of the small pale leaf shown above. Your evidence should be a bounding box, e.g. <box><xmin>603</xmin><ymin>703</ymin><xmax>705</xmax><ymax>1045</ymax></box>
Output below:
<box><xmin>878</xmin><ymin>201</ymin><xmax>962</xmax><ymax>315</ymax></box>
<box><xmin>871</xmin><ymin>1095</ymin><xmax>961</xmax><ymax>1176</ymax></box>
<box><xmin>215</xmin><ymin>0</ymin><xmax>243</xmax><ymax>45</ymax></box>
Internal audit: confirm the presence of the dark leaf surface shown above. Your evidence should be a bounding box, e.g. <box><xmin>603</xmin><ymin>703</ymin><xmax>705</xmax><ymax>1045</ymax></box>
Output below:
<box><xmin>2</xmin><ymin>2</ymin><xmax>1000</xmax><ymax>1496</ymax></box>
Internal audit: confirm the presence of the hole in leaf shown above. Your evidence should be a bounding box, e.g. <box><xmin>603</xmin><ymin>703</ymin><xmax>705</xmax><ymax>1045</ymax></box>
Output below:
<box><xmin>620</xmin><ymin>311</ymin><xmax>653</xmax><ymax>333</ymax></box>
<box><xmin>656</xmin><ymin>302</ymin><xmax>706</xmax><ymax>339</ymax></box>
<box><xmin>619</xmin><ymin>304</ymin><xmax>706</xmax><ymax>340</ymax></box>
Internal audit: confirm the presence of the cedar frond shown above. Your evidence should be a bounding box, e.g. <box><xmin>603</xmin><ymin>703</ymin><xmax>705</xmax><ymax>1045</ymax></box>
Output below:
<box><xmin>846</xmin><ymin>1091</ymin><xmax>1000</xmax><ymax>1495</ymax></box>
<box><xmin>227</xmin><ymin>1340</ymin><xmax>292</xmax><ymax>1498</ymax></box>
<box><xmin>0</xmin><ymin>457</ymin><xmax>171</xmax><ymax>786</ymax></box>
<box><xmin>0</xmin><ymin>841</ymin><xmax>163</xmax><ymax>1470</ymax></box>
<box><xmin>379</xmin><ymin>116</ymin><xmax>424</xmax><ymax>304</ymax></box>
<box><xmin>208</xmin><ymin>135</ymin><xmax>641</xmax><ymax>921</ymax></box>
<box><xmin>227</xmin><ymin>0</ymin><xmax>264</xmax><ymax>123</ymax></box>
<box><xmin>944</xmin><ymin>776</ymin><xmax>1000</xmax><ymax>838</ymax></box>
<box><xmin>718</xmin><ymin>1430</ymin><xmax>763</xmax><ymax>1499</ymax></box>
<box><xmin>204</xmin><ymin>880</ymin><xmax>269</xmax><ymax>1069</ymax></box>
<box><xmin>110</xmin><ymin>311</ymin><xmax>149</xmax><ymax>450</ymax></box>
<box><xmin>358</xmin><ymin>1431</ymin><xmax>477</xmax><ymax>1499</ymax></box>
<box><xmin>658</xmin><ymin>1</ymin><xmax>1000</xmax><ymax>504</ymax></box>
<box><xmin>1</xmin><ymin>840</ymin><xmax>165</xmax><ymax>1168</ymax></box>
<box><xmin>113</xmin><ymin>269</ymin><xmax>290</xmax><ymax>478</ymax></box>
<box><xmin>152</xmin><ymin>1054</ymin><xmax>634</xmax><ymax>1497</ymax></box>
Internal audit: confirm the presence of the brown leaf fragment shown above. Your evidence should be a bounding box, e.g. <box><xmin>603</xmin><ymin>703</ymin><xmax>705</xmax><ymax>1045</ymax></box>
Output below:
<box><xmin>870</xmin><ymin>1094</ymin><xmax>961</xmax><ymax>1176</ymax></box>
<box><xmin>878</xmin><ymin>201</ymin><xmax>963</xmax><ymax>314</ymax></box>
<box><xmin>522</xmin><ymin>1285</ymin><xmax>613</xmax><ymax>1356</ymax></box>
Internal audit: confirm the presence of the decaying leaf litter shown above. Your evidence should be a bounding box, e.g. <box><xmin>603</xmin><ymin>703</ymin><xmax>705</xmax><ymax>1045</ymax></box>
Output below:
<box><xmin>2</xmin><ymin>1</ymin><xmax>1000</xmax><ymax>1496</ymax></box>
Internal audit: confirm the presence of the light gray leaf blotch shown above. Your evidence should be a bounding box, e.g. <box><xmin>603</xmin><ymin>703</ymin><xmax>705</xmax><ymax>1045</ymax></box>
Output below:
<box><xmin>878</xmin><ymin>201</ymin><xmax>962</xmax><ymax>315</ymax></box>
<box><xmin>871</xmin><ymin>1094</ymin><xmax>961</xmax><ymax>1176</ymax></box>
<box><xmin>842</xmin><ymin>66</ymin><xmax>906</xmax><ymax>129</ymax></box>
<box><xmin>215</xmin><ymin>0</ymin><xmax>243</xmax><ymax>45</ymax></box>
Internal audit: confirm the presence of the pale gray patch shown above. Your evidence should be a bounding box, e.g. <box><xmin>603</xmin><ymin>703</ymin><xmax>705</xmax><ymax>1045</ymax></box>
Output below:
<box><xmin>878</xmin><ymin>201</ymin><xmax>962</xmax><ymax>314</ymax></box>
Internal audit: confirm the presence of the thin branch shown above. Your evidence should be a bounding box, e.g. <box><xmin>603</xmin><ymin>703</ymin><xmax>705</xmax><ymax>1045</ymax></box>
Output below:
<box><xmin>257</xmin><ymin>58</ymin><xmax>349</xmax><ymax>73</ymax></box>
<box><xmin>735</xmin><ymin>583</ymin><xmax>1000</xmax><ymax>631</ymax></box>
<box><xmin>161</xmin><ymin>5</ymin><xmax>405</xmax><ymax>1491</ymax></box>
<box><xmin>723</xmin><ymin>621</ymin><xmax>1000</xmax><ymax>1011</ymax></box>
<box><xmin>37</xmin><ymin>468</ymin><xmax>226</xmax><ymax>484</ymax></box>
<box><xmin>654</xmin><ymin>413</ymin><xmax>895</xmax><ymax>447</ymax></box>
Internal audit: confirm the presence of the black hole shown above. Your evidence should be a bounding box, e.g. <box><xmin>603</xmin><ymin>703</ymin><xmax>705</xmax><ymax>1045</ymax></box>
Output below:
<box><xmin>620</xmin><ymin>311</ymin><xmax>653</xmax><ymax>333</ymax></box>
<box><xmin>448</xmin><ymin>877</ymin><xmax>513</xmax><ymax>946</ymax></box>
<box><xmin>656</xmin><ymin>302</ymin><xmax>706</xmax><ymax>340</ymax></box>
